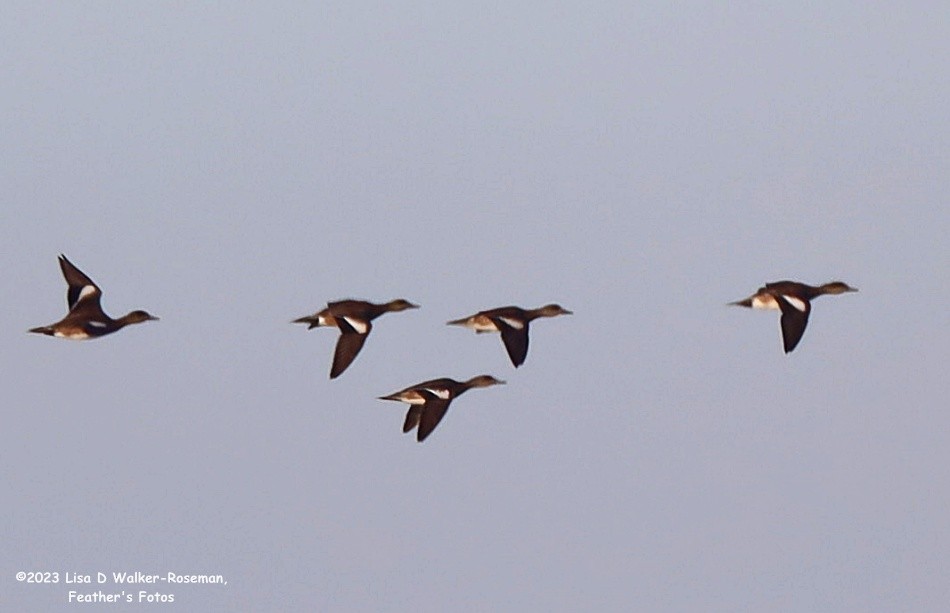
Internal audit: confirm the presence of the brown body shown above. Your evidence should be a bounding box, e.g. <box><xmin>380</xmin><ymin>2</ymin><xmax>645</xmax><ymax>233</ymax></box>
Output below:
<box><xmin>294</xmin><ymin>299</ymin><xmax>418</xmax><ymax>378</ymax></box>
<box><xmin>730</xmin><ymin>281</ymin><xmax>857</xmax><ymax>353</ymax></box>
<box><xmin>447</xmin><ymin>304</ymin><xmax>572</xmax><ymax>367</ymax></box>
<box><xmin>30</xmin><ymin>255</ymin><xmax>158</xmax><ymax>340</ymax></box>
<box><xmin>378</xmin><ymin>375</ymin><xmax>505</xmax><ymax>442</ymax></box>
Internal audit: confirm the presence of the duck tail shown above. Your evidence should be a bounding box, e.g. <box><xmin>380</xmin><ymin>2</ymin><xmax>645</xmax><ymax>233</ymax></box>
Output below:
<box><xmin>292</xmin><ymin>316</ymin><xmax>319</xmax><ymax>329</ymax></box>
<box><xmin>728</xmin><ymin>298</ymin><xmax>753</xmax><ymax>308</ymax></box>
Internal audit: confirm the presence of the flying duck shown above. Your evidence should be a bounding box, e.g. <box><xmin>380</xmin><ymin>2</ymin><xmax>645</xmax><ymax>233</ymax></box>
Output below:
<box><xmin>293</xmin><ymin>299</ymin><xmax>419</xmax><ymax>378</ymax></box>
<box><xmin>730</xmin><ymin>280</ymin><xmax>858</xmax><ymax>353</ymax></box>
<box><xmin>29</xmin><ymin>254</ymin><xmax>159</xmax><ymax>340</ymax></box>
<box><xmin>378</xmin><ymin>375</ymin><xmax>505</xmax><ymax>442</ymax></box>
<box><xmin>447</xmin><ymin>304</ymin><xmax>572</xmax><ymax>367</ymax></box>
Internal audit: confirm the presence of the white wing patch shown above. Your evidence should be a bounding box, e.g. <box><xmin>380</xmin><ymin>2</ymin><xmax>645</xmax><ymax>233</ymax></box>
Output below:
<box><xmin>342</xmin><ymin>317</ymin><xmax>369</xmax><ymax>334</ymax></box>
<box><xmin>423</xmin><ymin>387</ymin><xmax>451</xmax><ymax>400</ymax></box>
<box><xmin>781</xmin><ymin>295</ymin><xmax>808</xmax><ymax>312</ymax></box>
<box><xmin>78</xmin><ymin>285</ymin><xmax>98</xmax><ymax>300</ymax></box>
<box><xmin>88</xmin><ymin>321</ymin><xmax>108</xmax><ymax>328</ymax></box>
<box><xmin>498</xmin><ymin>317</ymin><xmax>525</xmax><ymax>329</ymax></box>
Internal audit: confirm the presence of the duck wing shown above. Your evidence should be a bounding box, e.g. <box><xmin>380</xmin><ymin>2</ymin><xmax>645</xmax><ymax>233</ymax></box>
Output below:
<box><xmin>492</xmin><ymin>317</ymin><xmax>529</xmax><ymax>367</ymax></box>
<box><xmin>58</xmin><ymin>254</ymin><xmax>103</xmax><ymax>313</ymax></box>
<box><xmin>417</xmin><ymin>396</ymin><xmax>452</xmax><ymax>442</ymax></box>
<box><xmin>329</xmin><ymin>318</ymin><xmax>372</xmax><ymax>378</ymax></box>
<box><xmin>403</xmin><ymin>406</ymin><xmax>422</xmax><ymax>433</ymax></box>
<box><xmin>775</xmin><ymin>294</ymin><xmax>811</xmax><ymax>353</ymax></box>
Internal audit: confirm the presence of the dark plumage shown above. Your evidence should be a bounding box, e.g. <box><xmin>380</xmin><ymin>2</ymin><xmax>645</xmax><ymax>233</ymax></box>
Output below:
<box><xmin>730</xmin><ymin>280</ymin><xmax>858</xmax><ymax>353</ymax></box>
<box><xmin>447</xmin><ymin>304</ymin><xmax>572</xmax><ymax>367</ymax></box>
<box><xmin>29</xmin><ymin>254</ymin><xmax>158</xmax><ymax>340</ymax></box>
<box><xmin>378</xmin><ymin>375</ymin><xmax>505</xmax><ymax>442</ymax></box>
<box><xmin>293</xmin><ymin>299</ymin><xmax>418</xmax><ymax>378</ymax></box>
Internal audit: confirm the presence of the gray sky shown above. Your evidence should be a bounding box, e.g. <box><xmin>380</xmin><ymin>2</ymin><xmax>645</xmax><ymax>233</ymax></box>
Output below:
<box><xmin>3</xmin><ymin>3</ymin><xmax>948</xmax><ymax>611</ymax></box>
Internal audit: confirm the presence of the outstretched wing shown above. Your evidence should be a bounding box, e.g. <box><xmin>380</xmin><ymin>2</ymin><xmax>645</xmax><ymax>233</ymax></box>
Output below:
<box><xmin>58</xmin><ymin>254</ymin><xmax>102</xmax><ymax>312</ymax></box>
<box><xmin>329</xmin><ymin>318</ymin><xmax>373</xmax><ymax>379</ymax></box>
<box><xmin>417</xmin><ymin>397</ymin><xmax>452</xmax><ymax>442</ymax></box>
<box><xmin>493</xmin><ymin>318</ymin><xmax>529</xmax><ymax>367</ymax></box>
<box><xmin>775</xmin><ymin>294</ymin><xmax>811</xmax><ymax>353</ymax></box>
<box><xmin>403</xmin><ymin>406</ymin><xmax>422</xmax><ymax>433</ymax></box>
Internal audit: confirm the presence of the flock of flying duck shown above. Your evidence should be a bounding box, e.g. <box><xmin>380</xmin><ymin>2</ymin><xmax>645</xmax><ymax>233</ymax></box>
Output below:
<box><xmin>30</xmin><ymin>255</ymin><xmax>858</xmax><ymax>441</ymax></box>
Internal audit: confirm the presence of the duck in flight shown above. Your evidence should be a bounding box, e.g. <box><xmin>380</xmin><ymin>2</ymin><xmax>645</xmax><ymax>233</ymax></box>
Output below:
<box><xmin>29</xmin><ymin>254</ymin><xmax>159</xmax><ymax>340</ymax></box>
<box><xmin>447</xmin><ymin>304</ymin><xmax>572</xmax><ymax>367</ymax></box>
<box><xmin>730</xmin><ymin>280</ymin><xmax>858</xmax><ymax>353</ymax></box>
<box><xmin>378</xmin><ymin>375</ymin><xmax>505</xmax><ymax>442</ymax></box>
<box><xmin>293</xmin><ymin>299</ymin><xmax>419</xmax><ymax>378</ymax></box>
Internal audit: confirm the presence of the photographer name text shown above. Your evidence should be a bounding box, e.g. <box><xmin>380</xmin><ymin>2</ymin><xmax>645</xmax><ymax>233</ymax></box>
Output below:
<box><xmin>16</xmin><ymin>570</ymin><xmax>227</xmax><ymax>605</ymax></box>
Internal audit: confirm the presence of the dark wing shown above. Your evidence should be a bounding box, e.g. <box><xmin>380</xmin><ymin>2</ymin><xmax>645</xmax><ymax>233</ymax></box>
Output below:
<box><xmin>775</xmin><ymin>294</ymin><xmax>811</xmax><ymax>353</ymax></box>
<box><xmin>58</xmin><ymin>254</ymin><xmax>102</xmax><ymax>312</ymax></box>
<box><xmin>403</xmin><ymin>406</ymin><xmax>422</xmax><ymax>433</ymax></box>
<box><xmin>492</xmin><ymin>318</ymin><xmax>529</xmax><ymax>367</ymax></box>
<box><xmin>329</xmin><ymin>319</ymin><xmax>372</xmax><ymax>379</ymax></box>
<box><xmin>417</xmin><ymin>396</ymin><xmax>452</xmax><ymax>442</ymax></box>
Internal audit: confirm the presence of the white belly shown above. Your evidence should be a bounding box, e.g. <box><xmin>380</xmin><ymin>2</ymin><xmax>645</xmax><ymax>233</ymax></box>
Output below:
<box><xmin>54</xmin><ymin>330</ymin><xmax>92</xmax><ymax>340</ymax></box>
<box><xmin>751</xmin><ymin>295</ymin><xmax>781</xmax><ymax>310</ymax></box>
<box><xmin>471</xmin><ymin>321</ymin><xmax>500</xmax><ymax>332</ymax></box>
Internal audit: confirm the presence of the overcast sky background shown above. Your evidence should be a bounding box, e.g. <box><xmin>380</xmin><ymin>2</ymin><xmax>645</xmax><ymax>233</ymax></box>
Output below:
<box><xmin>2</xmin><ymin>3</ymin><xmax>948</xmax><ymax>611</ymax></box>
